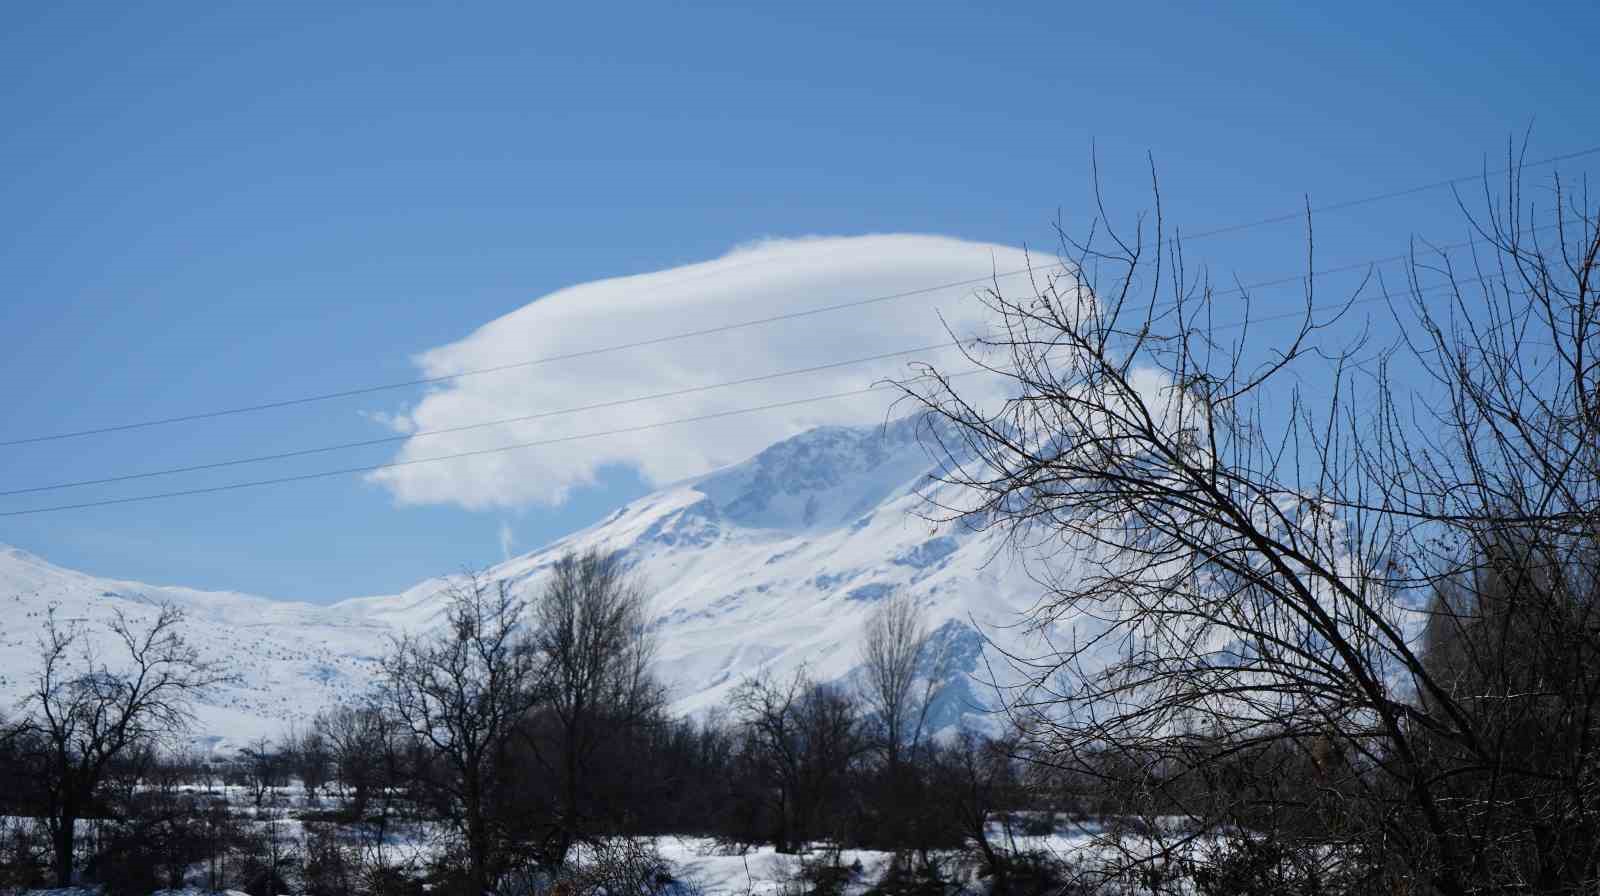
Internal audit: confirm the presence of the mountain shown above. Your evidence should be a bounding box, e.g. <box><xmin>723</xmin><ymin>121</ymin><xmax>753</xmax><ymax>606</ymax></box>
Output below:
<box><xmin>0</xmin><ymin>416</ymin><xmax>1059</xmax><ymax>753</ymax></box>
<box><xmin>0</xmin><ymin>544</ymin><xmax>398</xmax><ymax>752</ymax></box>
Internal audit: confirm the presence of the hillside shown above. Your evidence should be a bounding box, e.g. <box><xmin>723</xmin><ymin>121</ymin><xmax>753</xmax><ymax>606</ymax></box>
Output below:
<box><xmin>0</xmin><ymin>416</ymin><xmax>1056</xmax><ymax>751</ymax></box>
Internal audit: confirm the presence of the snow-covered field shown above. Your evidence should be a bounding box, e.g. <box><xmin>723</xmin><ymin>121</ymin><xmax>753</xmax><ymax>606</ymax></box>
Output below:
<box><xmin>14</xmin><ymin>828</ymin><xmax>1207</xmax><ymax>896</ymax></box>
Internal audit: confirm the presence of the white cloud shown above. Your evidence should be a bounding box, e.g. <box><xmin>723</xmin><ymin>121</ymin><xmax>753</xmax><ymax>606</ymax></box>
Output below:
<box><xmin>498</xmin><ymin>521</ymin><xmax>515</xmax><ymax>561</ymax></box>
<box><xmin>359</xmin><ymin>408</ymin><xmax>417</xmax><ymax>434</ymax></box>
<box><xmin>368</xmin><ymin>234</ymin><xmax>1056</xmax><ymax>510</ymax></box>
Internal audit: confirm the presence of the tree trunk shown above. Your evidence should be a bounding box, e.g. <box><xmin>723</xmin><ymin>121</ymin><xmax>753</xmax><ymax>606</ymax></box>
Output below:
<box><xmin>775</xmin><ymin>785</ymin><xmax>794</xmax><ymax>854</ymax></box>
<box><xmin>53</xmin><ymin>808</ymin><xmax>76</xmax><ymax>887</ymax></box>
<box><xmin>971</xmin><ymin>820</ymin><xmax>1007</xmax><ymax>896</ymax></box>
<box><xmin>465</xmin><ymin>791</ymin><xmax>489</xmax><ymax>893</ymax></box>
<box><xmin>555</xmin><ymin>718</ymin><xmax>581</xmax><ymax>867</ymax></box>
<box><xmin>461</xmin><ymin>756</ymin><xmax>490</xmax><ymax>894</ymax></box>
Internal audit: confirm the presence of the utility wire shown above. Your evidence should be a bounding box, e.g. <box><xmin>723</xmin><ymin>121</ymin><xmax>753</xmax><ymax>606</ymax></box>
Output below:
<box><xmin>0</xmin><ymin>219</ymin><xmax>1565</xmax><ymax>501</ymax></box>
<box><xmin>0</xmin><ymin>341</ymin><xmax>967</xmax><ymax>497</ymax></box>
<box><xmin>0</xmin><ymin>260</ymin><xmax>1516</xmax><ymax>518</ymax></box>
<box><xmin>0</xmin><ymin>377</ymin><xmax>978</xmax><ymax>518</ymax></box>
<box><xmin>4</xmin><ymin>144</ymin><xmax>1595</xmax><ymax>449</ymax></box>
<box><xmin>0</xmin><ymin>276</ymin><xmax>1003</xmax><ymax>448</ymax></box>
<box><xmin>1180</xmin><ymin>144</ymin><xmax>1600</xmax><ymax>241</ymax></box>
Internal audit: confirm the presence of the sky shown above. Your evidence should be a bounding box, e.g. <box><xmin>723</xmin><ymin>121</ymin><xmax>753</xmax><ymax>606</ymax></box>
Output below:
<box><xmin>0</xmin><ymin>1</ymin><xmax>1595</xmax><ymax>601</ymax></box>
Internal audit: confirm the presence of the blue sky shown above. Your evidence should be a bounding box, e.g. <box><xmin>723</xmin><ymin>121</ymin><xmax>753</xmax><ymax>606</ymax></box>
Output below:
<box><xmin>1</xmin><ymin>1</ymin><xmax>1594</xmax><ymax>601</ymax></box>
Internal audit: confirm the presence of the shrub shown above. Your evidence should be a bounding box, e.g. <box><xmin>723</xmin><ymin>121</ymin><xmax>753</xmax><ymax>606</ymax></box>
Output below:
<box><xmin>864</xmin><ymin>858</ymin><xmax>952</xmax><ymax>896</ymax></box>
<box><xmin>1190</xmin><ymin>834</ymin><xmax>1362</xmax><ymax>896</ymax></box>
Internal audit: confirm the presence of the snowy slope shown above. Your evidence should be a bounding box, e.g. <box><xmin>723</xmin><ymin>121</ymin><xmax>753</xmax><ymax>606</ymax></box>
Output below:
<box><xmin>0</xmin><ymin>544</ymin><xmax>399</xmax><ymax>750</ymax></box>
<box><xmin>0</xmin><ymin>416</ymin><xmax>1061</xmax><ymax>751</ymax></box>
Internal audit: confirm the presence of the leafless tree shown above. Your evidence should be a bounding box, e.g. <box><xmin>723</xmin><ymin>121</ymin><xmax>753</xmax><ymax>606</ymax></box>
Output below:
<box><xmin>731</xmin><ymin>669</ymin><xmax>865</xmax><ymax>853</ymax></box>
<box><xmin>895</xmin><ymin>145</ymin><xmax>1600</xmax><ymax>894</ymax></box>
<box><xmin>377</xmin><ymin>570</ymin><xmax>542</xmax><ymax>894</ymax></box>
<box><xmin>235</xmin><ymin>813</ymin><xmax>300</xmax><ymax>895</ymax></box>
<box><xmin>527</xmin><ymin>548</ymin><xmax>664</xmax><ymax>867</ymax></box>
<box><xmin>313</xmin><ymin>702</ymin><xmax>392</xmax><ymax>819</ymax></box>
<box><xmin>238</xmin><ymin>736</ymin><xmax>284</xmax><ymax>808</ymax></box>
<box><xmin>199</xmin><ymin>794</ymin><xmax>240</xmax><ymax>890</ymax></box>
<box><xmin>859</xmin><ymin>592</ymin><xmax>942</xmax><ymax>775</ymax></box>
<box><xmin>14</xmin><ymin>604</ymin><xmax>226</xmax><ymax>887</ymax></box>
<box><xmin>857</xmin><ymin>594</ymin><xmax>949</xmax><ymax>864</ymax></box>
<box><xmin>289</xmin><ymin>725</ymin><xmax>332</xmax><ymax>802</ymax></box>
<box><xmin>928</xmin><ymin>730</ymin><xmax>1028</xmax><ymax>896</ymax></box>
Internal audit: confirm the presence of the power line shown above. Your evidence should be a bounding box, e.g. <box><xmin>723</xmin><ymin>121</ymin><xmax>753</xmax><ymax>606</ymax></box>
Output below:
<box><xmin>0</xmin><ymin>341</ymin><xmax>966</xmax><ymax>497</ymax></box>
<box><xmin>1180</xmin><ymin>144</ymin><xmax>1600</xmax><ymax>241</ymax></box>
<box><xmin>4</xmin><ymin>144</ymin><xmax>1595</xmax><ymax>449</ymax></box>
<box><xmin>0</xmin><ymin>223</ymin><xmax>1559</xmax><ymax>501</ymax></box>
<box><xmin>0</xmin><ymin>262</ymin><xmax>1514</xmax><ymax>517</ymax></box>
<box><xmin>0</xmin><ymin>377</ymin><xmax>975</xmax><ymax>518</ymax></box>
<box><xmin>0</xmin><ymin>274</ymin><xmax>1008</xmax><ymax>448</ymax></box>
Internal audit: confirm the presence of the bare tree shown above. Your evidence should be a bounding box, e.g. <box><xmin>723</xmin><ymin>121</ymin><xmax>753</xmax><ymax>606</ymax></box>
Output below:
<box><xmin>859</xmin><ymin>592</ymin><xmax>941</xmax><ymax>775</ymax></box>
<box><xmin>527</xmin><ymin>548</ymin><xmax>663</xmax><ymax>867</ymax></box>
<box><xmin>313</xmin><ymin>703</ymin><xmax>392</xmax><ymax>820</ymax></box>
<box><xmin>377</xmin><ymin>571</ymin><xmax>541</xmax><ymax>894</ymax></box>
<box><xmin>731</xmin><ymin>669</ymin><xmax>865</xmax><ymax>853</ymax></box>
<box><xmin>236</xmin><ymin>813</ymin><xmax>300</xmax><ymax>896</ymax></box>
<box><xmin>238</xmin><ymin>736</ymin><xmax>285</xmax><ymax>808</ymax></box>
<box><xmin>928</xmin><ymin>730</ymin><xmax>1027</xmax><ymax>896</ymax></box>
<box><xmin>857</xmin><ymin>594</ymin><xmax>948</xmax><ymax>862</ymax></box>
<box><xmin>289</xmin><ymin>726</ymin><xmax>332</xmax><ymax>803</ymax></box>
<box><xmin>896</xmin><ymin>146</ymin><xmax>1600</xmax><ymax>894</ymax></box>
<box><xmin>15</xmin><ymin>604</ymin><xmax>226</xmax><ymax>886</ymax></box>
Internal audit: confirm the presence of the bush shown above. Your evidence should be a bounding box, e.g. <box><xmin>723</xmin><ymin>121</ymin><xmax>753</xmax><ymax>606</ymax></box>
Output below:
<box><xmin>0</xmin><ymin>817</ymin><xmax>49</xmax><ymax>889</ymax></box>
<box><xmin>1191</xmin><ymin>834</ymin><xmax>1354</xmax><ymax>896</ymax></box>
<box><xmin>781</xmin><ymin>854</ymin><xmax>861</xmax><ymax>896</ymax></box>
<box><xmin>234</xmin><ymin>817</ymin><xmax>302</xmax><ymax>896</ymax></box>
<box><xmin>976</xmin><ymin>849</ymin><xmax>1074</xmax><ymax>896</ymax></box>
<box><xmin>561</xmin><ymin>837</ymin><xmax>685</xmax><ymax>896</ymax></box>
<box><xmin>864</xmin><ymin>859</ymin><xmax>952</xmax><ymax>896</ymax></box>
<box><xmin>1017</xmin><ymin>813</ymin><xmax>1055</xmax><ymax>838</ymax></box>
<box><xmin>301</xmin><ymin>821</ymin><xmax>359</xmax><ymax>896</ymax></box>
<box><xmin>85</xmin><ymin>843</ymin><xmax>163</xmax><ymax>896</ymax></box>
<box><xmin>364</xmin><ymin>865</ymin><xmax>429</xmax><ymax>896</ymax></box>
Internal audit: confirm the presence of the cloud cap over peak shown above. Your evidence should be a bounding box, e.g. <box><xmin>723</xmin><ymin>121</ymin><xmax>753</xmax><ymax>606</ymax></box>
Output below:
<box><xmin>369</xmin><ymin>233</ymin><xmax>1051</xmax><ymax>510</ymax></box>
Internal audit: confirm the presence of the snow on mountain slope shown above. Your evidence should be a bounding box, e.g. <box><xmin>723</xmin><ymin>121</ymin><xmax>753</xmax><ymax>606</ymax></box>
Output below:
<box><xmin>479</xmin><ymin>415</ymin><xmax>1056</xmax><ymax>723</ymax></box>
<box><xmin>0</xmin><ymin>545</ymin><xmax>397</xmax><ymax>750</ymax></box>
<box><xmin>0</xmin><ymin>416</ymin><xmax>1065</xmax><ymax>751</ymax></box>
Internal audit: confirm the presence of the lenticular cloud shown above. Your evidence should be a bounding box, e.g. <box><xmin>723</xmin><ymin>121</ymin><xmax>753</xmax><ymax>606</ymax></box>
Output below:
<box><xmin>368</xmin><ymin>234</ymin><xmax>1050</xmax><ymax>510</ymax></box>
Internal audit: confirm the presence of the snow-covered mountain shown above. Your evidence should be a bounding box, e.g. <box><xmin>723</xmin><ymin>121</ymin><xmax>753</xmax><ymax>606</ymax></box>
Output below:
<box><xmin>0</xmin><ymin>416</ymin><xmax>1058</xmax><ymax>753</ymax></box>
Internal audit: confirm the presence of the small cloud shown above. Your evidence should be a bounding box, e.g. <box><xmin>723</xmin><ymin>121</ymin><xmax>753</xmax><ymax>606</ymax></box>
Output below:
<box><xmin>360</xmin><ymin>409</ymin><xmax>418</xmax><ymax>435</ymax></box>
<box><xmin>498</xmin><ymin>521</ymin><xmax>515</xmax><ymax>562</ymax></box>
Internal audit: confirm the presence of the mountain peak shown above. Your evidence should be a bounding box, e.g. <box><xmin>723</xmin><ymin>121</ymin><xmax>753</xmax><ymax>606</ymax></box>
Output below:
<box><xmin>0</xmin><ymin>414</ymin><xmax>1042</xmax><ymax>749</ymax></box>
<box><xmin>689</xmin><ymin>415</ymin><xmax>941</xmax><ymax>532</ymax></box>
<box><xmin>0</xmin><ymin>543</ymin><xmax>48</xmax><ymax>565</ymax></box>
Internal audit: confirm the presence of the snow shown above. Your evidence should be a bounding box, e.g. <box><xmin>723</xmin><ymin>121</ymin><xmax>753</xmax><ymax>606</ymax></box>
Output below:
<box><xmin>19</xmin><ymin>890</ymin><xmax>252</xmax><ymax>896</ymax></box>
<box><xmin>12</xmin><ymin>826</ymin><xmax>1220</xmax><ymax>896</ymax></box>
<box><xmin>659</xmin><ymin>839</ymin><xmax>897</xmax><ymax>896</ymax></box>
<box><xmin>0</xmin><ymin>416</ymin><xmax>1092</xmax><ymax>752</ymax></box>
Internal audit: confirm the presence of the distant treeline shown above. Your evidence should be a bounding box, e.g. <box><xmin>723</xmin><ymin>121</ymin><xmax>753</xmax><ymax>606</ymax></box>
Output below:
<box><xmin>0</xmin><ymin>553</ymin><xmax>1107</xmax><ymax>895</ymax></box>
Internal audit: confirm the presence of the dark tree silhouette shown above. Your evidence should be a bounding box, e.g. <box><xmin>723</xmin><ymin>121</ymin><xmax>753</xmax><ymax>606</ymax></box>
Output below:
<box><xmin>377</xmin><ymin>571</ymin><xmax>541</xmax><ymax>893</ymax></box>
<box><xmin>896</xmin><ymin>145</ymin><xmax>1600</xmax><ymax>894</ymax></box>
<box><xmin>527</xmin><ymin>548</ymin><xmax>663</xmax><ymax>867</ymax></box>
<box><xmin>731</xmin><ymin>669</ymin><xmax>866</xmax><ymax>853</ymax></box>
<box><xmin>16</xmin><ymin>604</ymin><xmax>226</xmax><ymax>886</ymax></box>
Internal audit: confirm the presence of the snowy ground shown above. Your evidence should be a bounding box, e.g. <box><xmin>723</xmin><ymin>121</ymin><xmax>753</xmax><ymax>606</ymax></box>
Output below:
<box><xmin>18</xmin><ymin>891</ymin><xmax>253</xmax><ymax>896</ymax></box>
<box><xmin>660</xmin><ymin>839</ymin><xmax>899</xmax><ymax>896</ymax></box>
<box><xmin>11</xmin><ymin>805</ymin><xmax>1217</xmax><ymax>896</ymax></box>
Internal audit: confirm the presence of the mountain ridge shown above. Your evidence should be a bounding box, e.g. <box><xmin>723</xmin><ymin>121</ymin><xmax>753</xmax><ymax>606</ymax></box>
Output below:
<box><xmin>0</xmin><ymin>416</ymin><xmax>1054</xmax><ymax>752</ymax></box>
